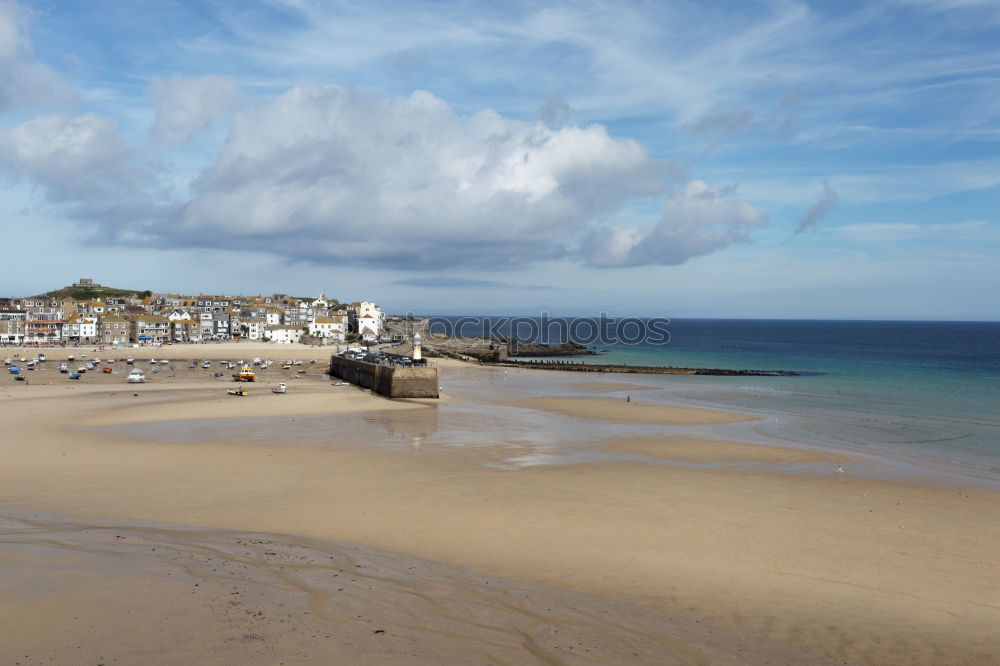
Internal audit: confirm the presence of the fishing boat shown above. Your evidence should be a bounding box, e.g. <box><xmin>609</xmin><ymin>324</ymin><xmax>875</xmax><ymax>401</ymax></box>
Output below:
<box><xmin>271</xmin><ymin>383</ymin><xmax>287</xmax><ymax>394</ymax></box>
<box><xmin>232</xmin><ymin>365</ymin><xmax>256</xmax><ymax>382</ymax></box>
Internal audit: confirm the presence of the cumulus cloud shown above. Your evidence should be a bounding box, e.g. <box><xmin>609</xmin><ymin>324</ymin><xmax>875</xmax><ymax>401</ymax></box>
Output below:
<box><xmin>169</xmin><ymin>84</ymin><xmax>673</xmax><ymax>269</ymax></box>
<box><xmin>0</xmin><ymin>113</ymin><xmax>171</xmax><ymax>237</ymax></box>
<box><xmin>793</xmin><ymin>180</ymin><xmax>839</xmax><ymax>235</ymax></box>
<box><xmin>581</xmin><ymin>180</ymin><xmax>767</xmax><ymax>267</ymax></box>
<box><xmin>0</xmin><ymin>1</ymin><xmax>75</xmax><ymax>111</ymax></box>
<box><xmin>149</xmin><ymin>74</ymin><xmax>240</xmax><ymax>144</ymax></box>
<box><xmin>2</xmin><ymin>84</ymin><xmax>767</xmax><ymax>270</ymax></box>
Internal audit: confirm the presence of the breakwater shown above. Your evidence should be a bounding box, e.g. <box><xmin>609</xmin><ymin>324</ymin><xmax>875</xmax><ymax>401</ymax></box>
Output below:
<box><xmin>329</xmin><ymin>356</ymin><xmax>439</xmax><ymax>398</ymax></box>
<box><xmin>495</xmin><ymin>359</ymin><xmax>800</xmax><ymax>376</ymax></box>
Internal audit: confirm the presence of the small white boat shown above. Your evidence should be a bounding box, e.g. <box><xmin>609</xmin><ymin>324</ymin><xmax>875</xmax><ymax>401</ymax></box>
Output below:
<box><xmin>126</xmin><ymin>356</ymin><xmax>134</xmax><ymax>364</ymax></box>
<box><xmin>68</xmin><ymin>354</ymin><xmax>75</xmax><ymax>361</ymax></box>
<box><xmin>271</xmin><ymin>383</ymin><xmax>287</xmax><ymax>394</ymax></box>
<box><xmin>37</xmin><ymin>353</ymin><xmax>46</xmax><ymax>362</ymax></box>
<box><xmin>127</xmin><ymin>369</ymin><xmax>145</xmax><ymax>383</ymax></box>
<box><xmin>3</xmin><ymin>358</ymin><xmax>10</xmax><ymax>365</ymax></box>
<box><xmin>59</xmin><ymin>362</ymin><xmax>68</xmax><ymax>373</ymax></box>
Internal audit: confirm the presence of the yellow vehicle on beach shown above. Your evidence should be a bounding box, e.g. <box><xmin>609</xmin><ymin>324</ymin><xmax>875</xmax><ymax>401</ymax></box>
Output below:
<box><xmin>227</xmin><ymin>388</ymin><xmax>248</xmax><ymax>396</ymax></box>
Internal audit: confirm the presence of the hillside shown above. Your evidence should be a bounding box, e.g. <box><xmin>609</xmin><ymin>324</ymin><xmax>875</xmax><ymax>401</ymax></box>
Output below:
<box><xmin>36</xmin><ymin>284</ymin><xmax>151</xmax><ymax>301</ymax></box>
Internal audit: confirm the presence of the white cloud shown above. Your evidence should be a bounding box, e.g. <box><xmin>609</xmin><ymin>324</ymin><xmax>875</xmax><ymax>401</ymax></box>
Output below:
<box><xmin>149</xmin><ymin>74</ymin><xmax>240</xmax><ymax>144</ymax></box>
<box><xmin>582</xmin><ymin>180</ymin><xmax>767</xmax><ymax>267</ymax></box>
<box><xmin>1</xmin><ymin>83</ymin><xmax>767</xmax><ymax>270</ymax></box>
<box><xmin>0</xmin><ymin>113</ymin><xmax>170</xmax><ymax>238</ymax></box>
<box><xmin>170</xmin><ymin>84</ymin><xmax>711</xmax><ymax>269</ymax></box>
<box><xmin>0</xmin><ymin>1</ymin><xmax>75</xmax><ymax>111</ymax></box>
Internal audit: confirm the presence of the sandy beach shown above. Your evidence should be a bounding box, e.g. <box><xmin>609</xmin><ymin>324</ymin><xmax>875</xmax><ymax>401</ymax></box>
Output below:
<box><xmin>1</xmin><ymin>343</ymin><xmax>997</xmax><ymax>664</ymax></box>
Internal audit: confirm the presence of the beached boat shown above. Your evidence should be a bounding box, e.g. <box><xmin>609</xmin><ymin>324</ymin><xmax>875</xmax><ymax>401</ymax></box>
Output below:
<box><xmin>8</xmin><ymin>365</ymin><xmax>21</xmax><ymax>374</ymax></box>
<box><xmin>227</xmin><ymin>388</ymin><xmax>248</xmax><ymax>396</ymax></box>
<box><xmin>271</xmin><ymin>383</ymin><xmax>287</xmax><ymax>394</ymax></box>
<box><xmin>37</xmin><ymin>353</ymin><xmax>46</xmax><ymax>362</ymax></box>
<box><xmin>102</xmin><ymin>367</ymin><xmax>112</xmax><ymax>374</ymax></box>
<box><xmin>68</xmin><ymin>373</ymin><xmax>81</xmax><ymax>380</ymax></box>
<box><xmin>59</xmin><ymin>362</ymin><xmax>68</xmax><ymax>373</ymax></box>
<box><xmin>126</xmin><ymin>356</ymin><xmax>134</xmax><ymax>364</ymax></box>
<box><xmin>232</xmin><ymin>365</ymin><xmax>256</xmax><ymax>382</ymax></box>
<box><xmin>68</xmin><ymin>354</ymin><xmax>75</xmax><ymax>361</ymax></box>
<box><xmin>127</xmin><ymin>369</ymin><xmax>145</xmax><ymax>383</ymax></box>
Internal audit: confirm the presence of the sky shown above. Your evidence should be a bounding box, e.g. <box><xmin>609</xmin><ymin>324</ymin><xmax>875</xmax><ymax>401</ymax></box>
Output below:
<box><xmin>0</xmin><ymin>0</ymin><xmax>998</xmax><ymax>319</ymax></box>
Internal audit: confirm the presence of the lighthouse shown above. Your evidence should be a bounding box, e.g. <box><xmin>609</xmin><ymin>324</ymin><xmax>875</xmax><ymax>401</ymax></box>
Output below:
<box><xmin>413</xmin><ymin>332</ymin><xmax>422</xmax><ymax>361</ymax></box>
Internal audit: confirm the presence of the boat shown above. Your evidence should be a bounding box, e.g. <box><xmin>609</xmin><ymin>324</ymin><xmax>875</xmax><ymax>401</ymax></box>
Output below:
<box><xmin>271</xmin><ymin>383</ymin><xmax>287</xmax><ymax>394</ymax></box>
<box><xmin>126</xmin><ymin>356</ymin><xmax>134</xmax><ymax>364</ymax></box>
<box><xmin>37</xmin><ymin>353</ymin><xmax>46</xmax><ymax>362</ymax></box>
<box><xmin>3</xmin><ymin>358</ymin><xmax>10</xmax><ymax>365</ymax></box>
<box><xmin>127</xmin><ymin>369</ymin><xmax>145</xmax><ymax>383</ymax></box>
<box><xmin>68</xmin><ymin>354</ymin><xmax>75</xmax><ymax>361</ymax></box>
<box><xmin>77</xmin><ymin>366</ymin><xmax>87</xmax><ymax>374</ymax></box>
<box><xmin>232</xmin><ymin>365</ymin><xmax>256</xmax><ymax>382</ymax></box>
<box><xmin>227</xmin><ymin>388</ymin><xmax>248</xmax><ymax>396</ymax></box>
<box><xmin>202</xmin><ymin>360</ymin><xmax>211</xmax><ymax>368</ymax></box>
<box><xmin>59</xmin><ymin>362</ymin><xmax>68</xmax><ymax>373</ymax></box>
<box><xmin>69</xmin><ymin>373</ymin><xmax>81</xmax><ymax>380</ymax></box>
<box><xmin>102</xmin><ymin>367</ymin><xmax>113</xmax><ymax>374</ymax></box>
<box><xmin>8</xmin><ymin>366</ymin><xmax>21</xmax><ymax>374</ymax></box>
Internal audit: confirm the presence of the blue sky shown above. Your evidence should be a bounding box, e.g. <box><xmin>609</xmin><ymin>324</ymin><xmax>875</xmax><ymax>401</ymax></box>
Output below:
<box><xmin>1</xmin><ymin>0</ymin><xmax>998</xmax><ymax>319</ymax></box>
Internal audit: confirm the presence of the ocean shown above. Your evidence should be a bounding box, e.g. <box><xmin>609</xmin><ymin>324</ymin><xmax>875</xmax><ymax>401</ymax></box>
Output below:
<box><xmin>428</xmin><ymin>318</ymin><xmax>1000</xmax><ymax>480</ymax></box>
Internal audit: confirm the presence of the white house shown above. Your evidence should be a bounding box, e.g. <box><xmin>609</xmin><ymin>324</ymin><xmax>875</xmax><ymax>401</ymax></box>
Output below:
<box><xmin>265</xmin><ymin>325</ymin><xmax>303</xmax><ymax>344</ymax></box>
<box><xmin>308</xmin><ymin>315</ymin><xmax>346</xmax><ymax>342</ymax></box>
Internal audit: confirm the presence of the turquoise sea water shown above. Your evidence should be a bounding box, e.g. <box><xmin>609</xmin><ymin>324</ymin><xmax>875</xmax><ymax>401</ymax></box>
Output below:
<box><xmin>431</xmin><ymin>318</ymin><xmax>1000</xmax><ymax>477</ymax></box>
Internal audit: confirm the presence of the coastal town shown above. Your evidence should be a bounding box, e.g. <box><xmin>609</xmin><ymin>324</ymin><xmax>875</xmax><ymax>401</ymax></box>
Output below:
<box><xmin>0</xmin><ymin>278</ymin><xmax>389</xmax><ymax>347</ymax></box>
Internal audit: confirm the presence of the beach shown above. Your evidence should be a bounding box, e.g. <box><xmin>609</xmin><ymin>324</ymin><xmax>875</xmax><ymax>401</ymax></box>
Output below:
<box><xmin>1</xmin><ymin>343</ymin><xmax>997</xmax><ymax>665</ymax></box>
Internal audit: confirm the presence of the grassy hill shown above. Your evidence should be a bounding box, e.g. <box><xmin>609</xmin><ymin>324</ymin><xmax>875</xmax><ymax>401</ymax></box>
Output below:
<box><xmin>36</xmin><ymin>284</ymin><xmax>152</xmax><ymax>301</ymax></box>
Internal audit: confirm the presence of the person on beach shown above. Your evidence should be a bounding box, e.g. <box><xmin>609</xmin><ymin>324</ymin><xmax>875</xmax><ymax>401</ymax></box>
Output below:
<box><xmin>626</xmin><ymin>395</ymin><xmax>631</xmax><ymax>403</ymax></box>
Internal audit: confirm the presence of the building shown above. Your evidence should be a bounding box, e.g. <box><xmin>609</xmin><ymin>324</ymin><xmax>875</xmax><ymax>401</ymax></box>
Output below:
<box><xmin>308</xmin><ymin>315</ymin><xmax>347</xmax><ymax>342</ymax></box>
<box><xmin>0</xmin><ymin>310</ymin><xmax>27</xmax><ymax>344</ymax></box>
<box><xmin>98</xmin><ymin>315</ymin><xmax>130</xmax><ymax>345</ymax></box>
<box><xmin>265</xmin><ymin>325</ymin><xmax>303</xmax><ymax>344</ymax></box>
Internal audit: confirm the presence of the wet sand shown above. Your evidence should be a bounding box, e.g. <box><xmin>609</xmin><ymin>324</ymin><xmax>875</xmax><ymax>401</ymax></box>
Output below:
<box><xmin>507</xmin><ymin>395</ymin><xmax>755</xmax><ymax>425</ymax></box>
<box><xmin>1</xmin><ymin>343</ymin><xmax>998</xmax><ymax>664</ymax></box>
<box><xmin>604</xmin><ymin>435</ymin><xmax>859</xmax><ymax>464</ymax></box>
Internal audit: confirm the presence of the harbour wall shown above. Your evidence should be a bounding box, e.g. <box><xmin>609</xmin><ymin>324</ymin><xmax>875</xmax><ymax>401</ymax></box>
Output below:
<box><xmin>329</xmin><ymin>356</ymin><xmax>439</xmax><ymax>398</ymax></box>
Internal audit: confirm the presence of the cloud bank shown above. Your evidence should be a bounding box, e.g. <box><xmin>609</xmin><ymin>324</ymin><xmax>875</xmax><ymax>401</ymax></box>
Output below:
<box><xmin>1</xmin><ymin>83</ymin><xmax>766</xmax><ymax>270</ymax></box>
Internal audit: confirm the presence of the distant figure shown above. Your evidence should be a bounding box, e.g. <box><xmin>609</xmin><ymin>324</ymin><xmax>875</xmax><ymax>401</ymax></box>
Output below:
<box><xmin>626</xmin><ymin>395</ymin><xmax>631</xmax><ymax>403</ymax></box>
<box><xmin>836</xmin><ymin>465</ymin><xmax>844</xmax><ymax>474</ymax></box>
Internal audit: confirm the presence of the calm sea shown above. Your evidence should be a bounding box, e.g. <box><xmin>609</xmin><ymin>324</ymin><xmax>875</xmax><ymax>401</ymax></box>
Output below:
<box><xmin>429</xmin><ymin>318</ymin><xmax>1000</xmax><ymax>477</ymax></box>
